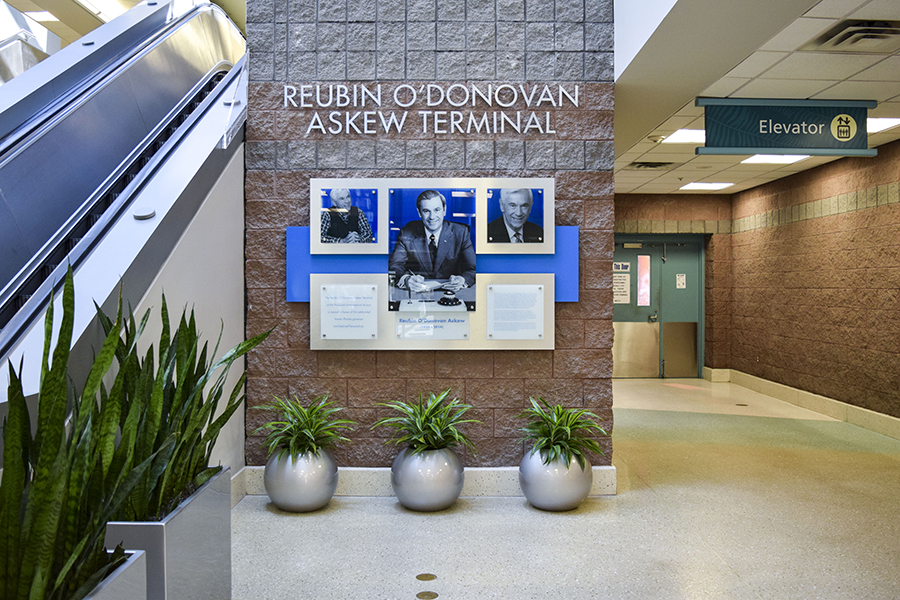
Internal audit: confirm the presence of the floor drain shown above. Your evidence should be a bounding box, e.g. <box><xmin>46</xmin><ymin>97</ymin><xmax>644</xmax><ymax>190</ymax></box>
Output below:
<box><xmin>736</xmin><ymin>403</ymin><xmax>748</xmax><ymax>406</ymax></box>
<box><xmin>416</xmin><ymin>574</ymin><xmax>437</xmax><ymax>581</ymax></box>
<box><xmin>417</xmin><ymin>592</ymin><xmax>438</xmax><ymax>599</ymax></box>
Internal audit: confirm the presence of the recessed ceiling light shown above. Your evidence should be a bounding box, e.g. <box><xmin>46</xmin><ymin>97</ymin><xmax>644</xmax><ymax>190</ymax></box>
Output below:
<box><xmin>868</xmin><ymin>118</ymin><xmax>900</xmax><ymax>134</ymax></box>
<box><xmin>25</xmin><ymin>10</ymin><xmax>58</xmax><ymax>21</ymax></box>
<box><xmin>741</xmin><ymin>154</ymin><xmax>810</xmax><ymax>164</ymax></box>
<box><xmin>661</xmin><ymin>129</ymin><xmax>706</xmax><ymax>144</ymax></box>
<box><xmin>680</xmin><ymin>182</ymin><xmax>734</xmax><ymax>191</ymax></box>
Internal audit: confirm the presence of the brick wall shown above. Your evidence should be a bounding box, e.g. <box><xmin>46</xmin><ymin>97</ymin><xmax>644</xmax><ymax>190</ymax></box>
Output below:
<box><xmin>615</xmin><ymin>139</ymin><xmax>900</xmax><ymax>417</ymax></box>
<box><xmin>244</xmin><ymin>0</ymin><xmax>616</xmax><ymax>467</ymax></box>
<box><xmin>730</xmin><ymin>141</ymin><xmax>900</xmax><ymax>417</ymax></box>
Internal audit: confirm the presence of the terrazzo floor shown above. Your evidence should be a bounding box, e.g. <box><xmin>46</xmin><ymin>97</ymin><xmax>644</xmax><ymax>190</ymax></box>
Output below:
<box><xmin>231</xmin><ymin>379</ymin><xmax>900</xmax><ymax>599</ymax></box>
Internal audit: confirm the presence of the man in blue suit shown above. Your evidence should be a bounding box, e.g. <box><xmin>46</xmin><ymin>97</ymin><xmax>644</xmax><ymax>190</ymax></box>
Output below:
<box><xmin>389</xmin><ymin>189</ymin><xmax>476</xmax><ymax>292</ymax></box>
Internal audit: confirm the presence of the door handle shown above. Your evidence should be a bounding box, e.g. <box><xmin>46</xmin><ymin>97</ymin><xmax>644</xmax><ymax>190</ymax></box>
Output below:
<box><xmin>648</xmin><ymin>314</ymin><xmax>658</xmax><ymax>323</ymax></box>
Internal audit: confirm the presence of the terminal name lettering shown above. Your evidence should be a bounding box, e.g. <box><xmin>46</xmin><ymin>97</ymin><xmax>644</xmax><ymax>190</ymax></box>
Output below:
<box><xmin>283</xmin><ymin>83</ymin><xmax>579</xmax><ymax>137</ymax></box>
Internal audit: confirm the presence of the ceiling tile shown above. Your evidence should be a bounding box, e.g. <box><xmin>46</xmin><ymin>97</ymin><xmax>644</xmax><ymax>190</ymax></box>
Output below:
<box><xmin>851</xmin><ymin>56</ymin><xmax>900</xmax><ymax>82</ymax></box>
<box><xmin>868</xmin><ymin>132</ymin><xmax>900</xmax><ymax>146</ymax></box>
<box><xmin>870</xmin><ymin>99</ymin><xmax>900</xmax><ymax>117</ymax></box>
<box><xmin>804</xmin><ymin>0</ymin><xmax>869</xmax><ymax>19</ymax></box>
<box><xmin>727</xmin><ymin>51</ymin><xmax>789</xmax><ymax>78</ymax></box>
<box><xmin>759</xmin><ymin>17</ymin><xmax>838</xmax><ymax>52</ymax></box>
<box><xmin>674</xmin><ymin>103</ymin><xmax>704</xmax><ymax>118</ymax></box>
<box><xmin>813</xmin><ymin>79</ymin><xmax>900</xmax><ymax>101</ymax></box>
<box><xmin>703</xmin><ymin>77</ymin><xmax>751</xmax><ymax>97</ymax></box>
<box><xmin>734</xmin><ymin>78</ymin><xmax>837</xmax><ymax>98</ymax></box>
<box><xmin>763</xmin><ymin>52</ymin><xmax>882</xmax><ymax>80</ymax></box>
<box><xmin>849</xmin><ymin>0</ymin><xmax>900</xmax><ymax>20</ymax></box>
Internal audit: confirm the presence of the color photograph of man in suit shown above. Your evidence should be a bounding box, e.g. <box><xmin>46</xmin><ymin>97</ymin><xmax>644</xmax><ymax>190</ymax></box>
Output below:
<box><xmin>487</xmin><ymin>188</ymin><xmax>544</xmax><ymax>243</ymax></box>
<box><xmin>389</xmin><ymin>189</ymin><xmax>476</xmax><ymax>293</ymax></box>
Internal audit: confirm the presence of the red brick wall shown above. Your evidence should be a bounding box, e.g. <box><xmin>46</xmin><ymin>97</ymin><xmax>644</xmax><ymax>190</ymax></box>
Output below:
<box><xmin>730</xmin><ymin>141</ymin><xmax>900</xmax><ymax>417</ymax></box>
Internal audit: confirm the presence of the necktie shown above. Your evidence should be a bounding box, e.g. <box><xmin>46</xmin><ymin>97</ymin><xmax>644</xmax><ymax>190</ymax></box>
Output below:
<box><xmin>513</xmin><ymin>232</ymin><xmax>522</xmax><ymax>243</ymax></box>
<box><xmin>429</xmin><ymin>234</ymin><xmax>437</xmax><ymax>265</ymax></box>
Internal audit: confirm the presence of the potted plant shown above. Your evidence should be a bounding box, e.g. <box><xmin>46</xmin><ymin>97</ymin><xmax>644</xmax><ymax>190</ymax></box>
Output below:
<box><xmin>517</xmin><ymin>397</ymin><xmax>607</xmax><ymax>511</ymax></box>
<box><xmin>251</xmin><ymin>395</ymin><xmax>355</xmax><ymax>512</ymax></box>
<box><xmin>372</xmin><ymin>388</ymin><xmax>480</xmax><ymax>512</ymax></box>
<box><xmin>0</xmin><ymin>270</ymin><xmax>158</xmax><ymax>600</ymax></box>
<box><xmin>98</xmin><ymin>295</ymin><xmax>271</xmax><ymax>600</ymax></box>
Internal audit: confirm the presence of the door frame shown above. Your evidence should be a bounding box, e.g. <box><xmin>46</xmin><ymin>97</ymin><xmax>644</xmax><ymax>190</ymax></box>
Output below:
<box><xmin>613</xmin><ymin>233</ymin><xmax>706</xmax><ymax>377</ymax></box>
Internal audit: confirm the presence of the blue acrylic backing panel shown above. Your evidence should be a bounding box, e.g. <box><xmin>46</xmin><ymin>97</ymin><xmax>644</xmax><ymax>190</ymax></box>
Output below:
<box><xmin>286</xmin><ymin>226</ymin><xmax>579</xmax><ymax>302</ymax></box>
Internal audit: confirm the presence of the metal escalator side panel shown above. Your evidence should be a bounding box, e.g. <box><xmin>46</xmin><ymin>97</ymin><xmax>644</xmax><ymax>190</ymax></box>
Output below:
<box><xmin>0</xmin><ymin>4</ymin><xmax>246</xmax><ymax>307</ymax></box>
<box><xmin>199</xmin><ymin>7</ymin><xmax>247</xmax><ymax>70</ymax></box>
<box><xmin>0</xmin><ymin>194</ymin><xmax>30</xmax><ymax>284</ymax></box>
<box><xmin>0</xmin><ymin>73</ymin><xmax>152</xmax><ymax>293</ymax></box>
<box><xmin>125</xmin><ymin>13</ymin><xmax>235</xmax><ymax>134</ymax></box>
<box><xmin>0</xmin><ymin>1</ymin><xmax>174</xmax><ymax>144</ymax></box>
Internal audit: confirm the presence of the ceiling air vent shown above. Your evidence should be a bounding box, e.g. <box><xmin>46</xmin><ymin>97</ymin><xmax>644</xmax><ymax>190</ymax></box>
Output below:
<box><xmin>801</xmin><ymin>20</ymin><xmax>900</xmax><ymax>54</ymax></box>
<box><xmin>623</xmin><ymin>161</ymin><xmax>679</xmax><ymax>171</ymax></box>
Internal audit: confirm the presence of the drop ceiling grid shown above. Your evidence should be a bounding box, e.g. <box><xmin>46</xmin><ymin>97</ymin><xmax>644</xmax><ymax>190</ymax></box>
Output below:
<box><xmin>613</xmin><ymin>0</ymin><xmax>900</xmax><ymax>195</ymax></box>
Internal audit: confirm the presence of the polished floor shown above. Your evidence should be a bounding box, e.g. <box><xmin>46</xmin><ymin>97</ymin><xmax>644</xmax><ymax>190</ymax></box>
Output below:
<box><xmin>232</xmin><ymin>379</ymin><xmax>900</xmax><ymax>599</ymax></box>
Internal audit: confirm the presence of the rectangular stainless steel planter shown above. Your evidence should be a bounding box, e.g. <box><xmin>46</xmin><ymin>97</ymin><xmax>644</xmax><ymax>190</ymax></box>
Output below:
<box><xmin>84</xmin><ymin>550</ymin><xmax>147</xmax><ymax>600</ymax></box>
<box><xmin>105</xmin><ymin>467</ymin><xmax>231</xmax><ymax>600</ymax></box>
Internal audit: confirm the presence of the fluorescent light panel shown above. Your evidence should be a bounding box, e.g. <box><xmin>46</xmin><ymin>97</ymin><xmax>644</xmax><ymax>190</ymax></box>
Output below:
<box><xmin>661</xmin><ymin>129</ymin><xmax>706</xmax><ymax>144</ymax></box>
<box><xmin>741</xmin><ymin>154</ymin><xmax>810</xmax><ymax>164</ymax></box>
<box><xmin>680</xmin><ymin>182</ymin><xmax>733</xmax><ymax>191</ymax></box>
<box><xmin>868</xmin><ymin>118</ymin><xmax>900</xmax><ymax>134</ymax></box>
<box><xmin>25</xmin><ymin>11</ymin><xmax>58</xmax><ymax>21</ymax></box>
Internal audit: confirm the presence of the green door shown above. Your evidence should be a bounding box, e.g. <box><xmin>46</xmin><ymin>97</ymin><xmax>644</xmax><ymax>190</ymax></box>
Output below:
<box><xmin>612</xmin><ymin>235</ymin><xmax>703</xmax><ymax>378</ymax></box>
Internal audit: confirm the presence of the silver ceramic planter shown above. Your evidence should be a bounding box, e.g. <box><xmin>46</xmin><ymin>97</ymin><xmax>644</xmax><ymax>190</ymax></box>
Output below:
<box><xmin>519</xmin><ymin>451</ymin><xmax>592</xmax><ymax>511</ymax></box>
<box><xmin>264</xmin><ymin>450</ymin><xmax>339</xmax><ymax>512</ymax></box>
<box><xmin>391</xmin><ymin>447</ymin><xmax>464</xmax><ymax>512</ymax></box>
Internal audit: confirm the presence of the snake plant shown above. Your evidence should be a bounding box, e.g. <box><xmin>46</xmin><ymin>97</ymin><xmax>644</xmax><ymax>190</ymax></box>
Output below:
<box><xmin>0</xmin><ymin>269</ymin><xmax>168</xmax><ymax>600</ymax></box>
<box><xmin>95</xmin><ymin>294</ymin><xmax>271</xmax><ymax>521</ymax></box>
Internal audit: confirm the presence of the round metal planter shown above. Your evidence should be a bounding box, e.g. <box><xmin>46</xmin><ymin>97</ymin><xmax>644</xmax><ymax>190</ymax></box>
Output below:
<box><xmin>263</xmin><ymin>450</ymin><xmax>338</xmax><ymax>512</ymax></box>
<box><xmin>391</xmin><ymin>447</ymin><xmax>464</xmax><ymax>512</ymax></box>
<box><xmin>519</xmin><ymin>451</ymin><xmax>592</xmax><ymax>511</ymax></box>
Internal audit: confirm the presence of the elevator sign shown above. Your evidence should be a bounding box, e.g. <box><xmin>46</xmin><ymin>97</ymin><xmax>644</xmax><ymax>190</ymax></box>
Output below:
<box><xmin>696</xmin><ymin>98</ymin><xmax>877</xmax><ymax>157</ymax></box>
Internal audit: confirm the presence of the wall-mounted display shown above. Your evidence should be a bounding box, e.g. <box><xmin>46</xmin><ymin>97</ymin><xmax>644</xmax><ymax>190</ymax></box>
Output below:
<box><xmin>396</xmin><ymin>314</ymin><xmax>470</xmax><ymax>340</ymax></box>
<box><xmin>304</xmin><ymin>177</ymin><xmax>558</xmax><ymax>351</ymax></box>
<box><xmin>486</xmin><ymin>284</ymin><xmax>546</xmax><ymax>340</ymax></box>
<box><xmin>476</xmin><ymin>178</ymin><xmax>554</xmax><ymax>254</ymax></box>
<box><xmin>486</xmin><ymin>188</ymin><xmax>545</xmax><ymax>244</ymax></box>
<box><xmin>319</xmin><ymin>284</ymin><xmax>378</xmax><ymax>340</ymax></box>
<box><xmin>310</xmin><ymin>180</ymin><xmax>389</xmax><ymax>254</ymax></box>
<box><xmin>387</xmin><ymin>186</ymin><xmax>477</xmax><ymax>312</ymax></box>
<box><xmin>310</xmin><ymin>273</ymin><xmax>554</xmax><ymax>351</ymax></box>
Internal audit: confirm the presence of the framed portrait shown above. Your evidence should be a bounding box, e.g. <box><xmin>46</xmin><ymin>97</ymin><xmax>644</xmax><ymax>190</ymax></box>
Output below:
<box><xmin>477</xmin><ymin>178</ymin><xmax>555</xmax><ymax>254</ymax></box>
<box><xmin>310</xmin><ymin>179</ymin><xmax>389</xmax><ymax>254</ymax></box>
<box><xmin>387</xmin><ymin>185</ymin><xmax>477</xmax><ymax>312</ymax></box>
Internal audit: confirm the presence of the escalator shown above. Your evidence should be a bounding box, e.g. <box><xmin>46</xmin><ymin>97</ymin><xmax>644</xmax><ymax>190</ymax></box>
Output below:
<box><xmin>0</xmin><ymin>0</ymin><xmax>248</xmax><ymax>397</ymax></box>
<box><xmin>0</xmin><ymin>0</ymin><xmax>247</xmax><ymax>364</ymax></box>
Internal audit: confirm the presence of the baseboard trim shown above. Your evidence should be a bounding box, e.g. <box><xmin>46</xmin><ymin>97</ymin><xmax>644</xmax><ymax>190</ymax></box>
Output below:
<box><xmin>702</xmin><ymin>368</ymin><xmax>900</xmax><ymax>442</ymax></box>
<box><xmin>233</xmin><ymin>465</ymin><xmax>617</xmax><ymax>503</ymax></box>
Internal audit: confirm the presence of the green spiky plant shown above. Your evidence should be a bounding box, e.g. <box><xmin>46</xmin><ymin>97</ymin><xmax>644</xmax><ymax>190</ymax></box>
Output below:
<box><xmin>95</xmin><ymin>295</ymin><xmax>271</xmax><ymax>521</ymax></box>
<box><xmin>252</xmin><ymin>395</ymin><xmax>355</xmax><ymax>460</ymax></box>
<box><xmin>0</xmin><ymin>269</ymin><xmax>171</xmax><ymax>600</ymax></box>
<box><xmin>517</xmin><ymin>397</ymin><xmax>607</xmax><ymax>470</ymax></box>
<box><xmin>372</xmin><ymin>388</ymin><xmax>480</xmax><ymax>455</ymax></box>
